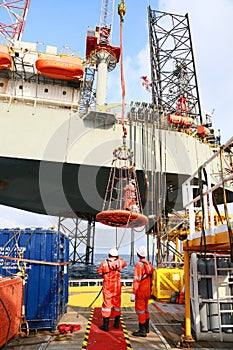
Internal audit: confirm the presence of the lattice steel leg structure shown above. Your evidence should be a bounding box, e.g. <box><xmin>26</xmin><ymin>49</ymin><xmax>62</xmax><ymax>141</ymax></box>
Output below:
<box><xmin>148</xmin><ymin>7</ymin><xmax>202</xmax><ymax>124</ymax></box>
<box><xmin>58</xmin><ymin>216</ymin><xmax>95</xmax><ymax>265</ymax></box>
<box><xmin>78</xmin><ymin>64</ymin><xmax>96</xmax><ymax>116</ymax></box>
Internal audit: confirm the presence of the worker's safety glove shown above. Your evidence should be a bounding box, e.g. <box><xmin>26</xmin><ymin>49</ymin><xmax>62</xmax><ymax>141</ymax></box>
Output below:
<box><xmin>130</xmin><ymin>294</ymin><xmax>135</xmax><ymax>302</ymax></box>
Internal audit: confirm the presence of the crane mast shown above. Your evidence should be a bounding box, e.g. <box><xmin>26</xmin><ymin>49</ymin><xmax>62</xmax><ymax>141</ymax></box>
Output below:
<box><xmin>80</xmin><ymin>0</ymin><xmax>120</xmax><ymax>113</ymax></box>
<box><xmin>0</xmin><ymin>0</ymin><xmax>30</xmax><ymax>45</ymax></box>
<box><xmin>98</xmin><ymin>0</ymin><xmax>115</xmax><ymax>45</ymax></box>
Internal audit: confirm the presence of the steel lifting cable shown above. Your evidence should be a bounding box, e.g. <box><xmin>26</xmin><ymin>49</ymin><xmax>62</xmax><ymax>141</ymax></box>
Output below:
<box><xmin>114</xmin><ymin>1</ymin><xmax>128</xmax><ymax>250</ymax></box>
<box><xmin>116</xmin><ymin>212</ymin><xmax>132</xmax><ymax>250</ymax></box>
<box><xmin>89</xmin><ymin>6</ymin><xmax>128</xmax><ymax>310</ymax></box>
<box><xmin>220</xmin><ymin>149</ymin><xmax>233</xmax><ymax>262</ymax></box>
<box><xmin>118</xmin><ymin>0</ymin><xmax>127</xmax><ymax>144</ymax></box>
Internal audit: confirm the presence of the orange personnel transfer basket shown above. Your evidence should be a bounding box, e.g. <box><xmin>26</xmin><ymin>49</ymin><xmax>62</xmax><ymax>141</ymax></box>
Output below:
<box><xmin>96</xmin><ymin>209</ymin><xmax>148</xmax><ymax>228</ymax></box>
<box><xmin>96</xmin><ymin>145</ymin><xmax>148</xmax><ymax>228</ymax></box>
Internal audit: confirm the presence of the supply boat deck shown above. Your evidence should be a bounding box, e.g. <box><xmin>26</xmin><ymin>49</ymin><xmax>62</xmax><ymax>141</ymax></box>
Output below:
<box><xmin>4</xmin><ymin>284</ymin><xmax>233</xmax><ymax>350</ymax></box>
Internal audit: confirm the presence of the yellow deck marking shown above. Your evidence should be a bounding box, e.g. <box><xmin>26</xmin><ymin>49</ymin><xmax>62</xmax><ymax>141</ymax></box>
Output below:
<box><xmin>81</xmin><ymin>308</ymin><xmax>94</xmax><ymax>349</ymax></box>
<box><xmin>68</xmin><ymin>286</ymin><xmax>154</xmax><ymax>308</ymax></box>
<box><xmin>120</xmin><ymin>316</ymin><xmax>132</xmax><ymax>349</ymax></box>
<box><xmin>81</xmin><ymin>308</ymin><xmax>132</xmax><ymax>349</ymax></box>
<box><xmin>69</xmin><ymin>286</ymin><xmax>132</xmax><ymax>308</ymax></box>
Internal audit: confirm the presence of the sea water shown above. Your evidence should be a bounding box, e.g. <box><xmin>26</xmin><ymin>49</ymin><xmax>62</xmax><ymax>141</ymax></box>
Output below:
<box><xmin>69</xmin><ymin>254</ymin><xmax>135</xmax><ymax>279</ymax></box>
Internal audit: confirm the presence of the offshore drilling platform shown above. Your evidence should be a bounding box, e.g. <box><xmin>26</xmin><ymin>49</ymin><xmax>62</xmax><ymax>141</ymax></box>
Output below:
<box><xmin>0</xmin><ymin>0</ymin><xmax>232</xmax><ymax>265</ymax></box>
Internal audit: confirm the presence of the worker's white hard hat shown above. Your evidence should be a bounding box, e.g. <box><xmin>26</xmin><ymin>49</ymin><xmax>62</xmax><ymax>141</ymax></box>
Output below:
<box><xmin>136</xmin><ymin>246</ymin><xmax>146</xmax><ymax>257</ymax></box>
<box><xmin>109</xmin><ymin>248</ymin><xmax>118</xmax><ymax>257</ymax></box>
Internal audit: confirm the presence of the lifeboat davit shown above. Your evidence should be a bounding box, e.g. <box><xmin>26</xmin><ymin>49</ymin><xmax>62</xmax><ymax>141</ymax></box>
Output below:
<box><xmin>35</xmin><ymin>56</ymin><xmax>84</xmax><ymax>80</ymax></box>
<box><xmin>0</xmin><ymin>50</ymin><xmax>12</xmax><ymax>70</ymax></box>
<box><xmin>197</xmin><ymin>125</ymin><xmax>210</xmax><ymax>137</ymax></box>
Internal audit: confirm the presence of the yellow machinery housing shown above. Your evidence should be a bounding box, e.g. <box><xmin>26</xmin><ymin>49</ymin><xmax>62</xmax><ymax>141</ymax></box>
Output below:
<box><xmin>151</xmin><ymin>267</ymin><xmax>184</xmax><ymax>302</ymax></box>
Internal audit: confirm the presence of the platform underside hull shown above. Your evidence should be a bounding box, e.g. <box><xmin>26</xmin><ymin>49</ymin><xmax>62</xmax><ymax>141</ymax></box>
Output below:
<box><xmin>0</xmin><ymin>156</ymin><xmax>232</xmax><ymax>220</ymax></box>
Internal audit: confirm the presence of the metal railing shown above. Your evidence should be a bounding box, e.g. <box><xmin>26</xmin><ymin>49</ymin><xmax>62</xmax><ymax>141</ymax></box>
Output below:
<box><xmin>69</xmin><ymin>278</ymin><xmax>133</xmax><ymax>287</ymax></box>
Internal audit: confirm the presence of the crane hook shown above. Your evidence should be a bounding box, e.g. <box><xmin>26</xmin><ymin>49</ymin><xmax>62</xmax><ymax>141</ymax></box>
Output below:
<box><xmin>118</xmin><ymin>0</ymin><xmax>126</xmax><ymax>22</ymax></box>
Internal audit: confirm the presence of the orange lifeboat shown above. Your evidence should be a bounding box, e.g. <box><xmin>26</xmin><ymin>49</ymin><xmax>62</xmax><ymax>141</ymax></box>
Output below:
<box><xmin>35</xmin><ymin>55</ymin><xmax>84</xmax><ymax>80</ymax></box>
<box><xmin>197</xmin><ymin>125</ymin><xmax>210</xmax><ymax>137</ymax></box>
<box><xmin>0</xmin><ymin>46</ymin><xmax>12</xmax><ymax>70</ymax></box>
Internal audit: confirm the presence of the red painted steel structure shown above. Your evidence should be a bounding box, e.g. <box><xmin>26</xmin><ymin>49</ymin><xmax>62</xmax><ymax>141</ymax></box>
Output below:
<box><xmin>0</xmin><ymin>0</ymin><xmax>30</xmax><ymax>45</ymax></box>
<box><xmin>85</xmin><ymin>0</ymin><xmax>120</xmax><ymax>71</ymax></box>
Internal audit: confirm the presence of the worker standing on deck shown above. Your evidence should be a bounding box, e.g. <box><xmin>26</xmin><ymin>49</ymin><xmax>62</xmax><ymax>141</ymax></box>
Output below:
<box><xmin>98</xmin><ymin>248</ymin><xmax>127</xmax><ymax>332</ymax></box>
<box><xmin>131</xmin><ymin>246</ymin><xmax>154</xmax><ymax>337</ymax></box>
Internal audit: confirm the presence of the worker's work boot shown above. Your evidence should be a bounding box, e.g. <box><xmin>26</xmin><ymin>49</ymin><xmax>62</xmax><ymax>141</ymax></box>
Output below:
<box><xmin>145</xmin><ymin>318</ymin><xmax>150</xmax><ymax>333</ymax></box>
<box><xmin>114</xmin><ymin>316</ymin><xmax>121</xmax><ymax>329</ymax></box>
<box><xmin>132</xmin><ymin>322</ymin><xmax>147</xmax><ymax>337</ymax></box>
<box><xmin>99</xmin><ymin>317</ymin><xmax>109</xmax><ymax>331</ymax></box>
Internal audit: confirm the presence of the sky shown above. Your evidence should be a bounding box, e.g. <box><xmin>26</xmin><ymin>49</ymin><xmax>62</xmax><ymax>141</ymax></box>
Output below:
<box><xmin>0</xmin><ymin>0</ymin><xmax>233</xmax><ymax>255</ymax></box>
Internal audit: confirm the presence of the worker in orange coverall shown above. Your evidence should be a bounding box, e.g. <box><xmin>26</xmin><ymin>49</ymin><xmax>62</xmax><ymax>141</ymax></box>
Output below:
<box><xmin>98</xmin><ymin>248</ymin><xmax>127</xmax><ymax>331</ymax></box>
<box><xmin>131</xmin><ymin>246</ymin><xmax>154</xmax><ymax>337</ymax></box>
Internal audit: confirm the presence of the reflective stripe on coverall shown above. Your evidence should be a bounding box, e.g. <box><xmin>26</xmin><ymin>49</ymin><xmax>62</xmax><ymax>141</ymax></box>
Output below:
<box><xmin>98</xmin><ymin>257</ymin><xmax>127</xmax><ymax>318</ymax></box>
<box><xmin>133</xmin><ymin>258</ymin><xmax>154</xmax><ymax>324</ymax></box>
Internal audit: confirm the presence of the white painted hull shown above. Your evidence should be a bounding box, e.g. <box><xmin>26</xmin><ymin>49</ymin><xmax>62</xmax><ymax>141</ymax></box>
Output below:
<box><xmin>0</xmin><ymin>41</ymin><xmax>227</xmax><ymax>217</ymax></box>
<box><xmin>0</xmin><ymin>98</ymin><xmax>223</xmax><ymax>217</ymax></box>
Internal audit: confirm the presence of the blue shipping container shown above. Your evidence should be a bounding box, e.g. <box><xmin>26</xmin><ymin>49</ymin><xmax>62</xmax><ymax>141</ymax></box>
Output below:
<box><xmin>0</xmin><ymin>228</ymin><xmax>69</xmax><ymax>331</ymax></box>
